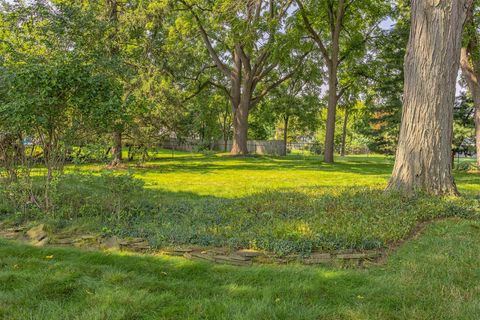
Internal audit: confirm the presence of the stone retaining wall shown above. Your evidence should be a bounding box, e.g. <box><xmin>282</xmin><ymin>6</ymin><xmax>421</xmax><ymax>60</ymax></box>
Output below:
<box><xmin>0</xmin><ymin>224</ymin><xmax>383</xmax><ymax>267</ymax></box>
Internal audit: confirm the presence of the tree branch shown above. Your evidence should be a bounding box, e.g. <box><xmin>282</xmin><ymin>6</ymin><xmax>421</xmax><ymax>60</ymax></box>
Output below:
<box><xmin>295</xmin><ymin>0</ymin><xmax>331</xmax><ymax>65</ymax></box>
<box><xmin>251</xmin><ymin>51</ymin><xmax>311</xmax><ymax>105</ymax></box>
<box><xmin>179</xmin><ymin>0</ymin><xmax>232</xmax><ymax>78</ymax></box>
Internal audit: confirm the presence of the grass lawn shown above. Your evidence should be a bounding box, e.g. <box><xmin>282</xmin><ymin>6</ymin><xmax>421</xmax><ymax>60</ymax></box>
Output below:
<box><xmin>0</xmin><ymin>218</ymin><xmax>479</xmax><ymax>319</ymax></box>
<box><xmin>1</xmin><ymin>153</ymin><xmax>479</xmax><ymax>255</ymax></box>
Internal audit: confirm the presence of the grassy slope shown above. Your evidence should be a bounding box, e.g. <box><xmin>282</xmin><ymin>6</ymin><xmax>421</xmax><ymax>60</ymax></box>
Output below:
<box><xmin>0</xmin><ymin>218</ymin><xmax>479</xmax><ymax>320</ymax></box>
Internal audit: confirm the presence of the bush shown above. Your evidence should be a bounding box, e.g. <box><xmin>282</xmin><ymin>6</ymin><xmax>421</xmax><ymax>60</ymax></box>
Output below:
<box><xmin>309</xmin><ymin>141</ymin><xmax>323</xmax><ymax>155</ymax></box>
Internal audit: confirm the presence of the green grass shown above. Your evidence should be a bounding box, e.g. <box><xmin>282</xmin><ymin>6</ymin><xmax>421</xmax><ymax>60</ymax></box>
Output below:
<box><xmin>78</xmin><ymin>153</ymin><xmax>479</xmax><ymax>197</ymax></box>
<box><xmin>1</xmin><ymin>153</ymin><xmax>479</xmax><ymax>255</ymax></box>
<box><xmin>1</xmin><ymin>218</ymin><xmax>479</xmax><ymax>319</ymax></box>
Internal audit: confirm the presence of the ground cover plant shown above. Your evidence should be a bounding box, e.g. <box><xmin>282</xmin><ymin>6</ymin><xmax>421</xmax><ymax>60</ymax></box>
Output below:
<box><xmin>1</xmin><ymin>153</ymin><xmax>478</xmax><ymax>256</ymax></box>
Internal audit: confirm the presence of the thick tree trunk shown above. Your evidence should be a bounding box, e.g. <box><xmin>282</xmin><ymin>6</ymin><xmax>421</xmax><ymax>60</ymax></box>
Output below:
<box><xmin>231</xmin><ymin>99</ymin><xmax>249</xmax><ymax>155</ymax></box>
<box><xmin>283</xmin><ymin>116</ymin><xmax>289</xmax><ymax>157</ymax></box>
<box><xmin>341</xmin><ymin>110</ymin><xmax>349</xmax><ymax>158</ymax></box>
<box><xmin>387</xmin><ymin>0</ymin><xmax>471</xmax><ymax>196</ymax></box>
<box><xmin>460</xmin><ymin>47</ymin><xmax>480</xmax><ymax>167</ymax></box>
<box><xmin>111</xmin><ymin>130</ymin><xmax>122</xmax><ymax>165</ymax></box>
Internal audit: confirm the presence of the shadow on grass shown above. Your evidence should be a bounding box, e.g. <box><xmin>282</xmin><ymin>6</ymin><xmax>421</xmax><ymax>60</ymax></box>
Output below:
<box><xmin>1</xmin><ymin>219</ymin><xmax>480</xmax><ymax>319</ymax></box>
<box><xmin>3</xmin><ymin>172</ymin><xmax>477</xmax><ymax>256</ymax></box>
<box><xmin>131</xmin><ymin>155</ymin><xmax>395</xmax><ymax>176</ymax></box>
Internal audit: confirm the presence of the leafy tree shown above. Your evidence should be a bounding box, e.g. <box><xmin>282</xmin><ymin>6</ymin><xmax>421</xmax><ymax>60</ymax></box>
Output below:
<box><xmin>174</xmin><ymin>0</ymin><xmax>309</xmax><ymax>155</ymax></box>
<box><xmin>0</xmin><ymin>0</ymin><xmax>122</xmax><ymax>208</ymax></box>
<box><xmin>267</xmin><ymin>64</ymin><xmax>322</xmax><ymax>155</ymax></box>
<box><xmin>295</xmin><ymin>0</ymin><xmax>391</xmax><ymax>163</ymax></box>
<box><xmin>387</xmin><ymin>0</ymin><xmax>473</xmax><ymax>196</ymax></box>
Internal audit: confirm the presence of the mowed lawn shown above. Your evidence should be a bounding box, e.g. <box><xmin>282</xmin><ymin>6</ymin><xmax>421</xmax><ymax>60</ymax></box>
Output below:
<box><xmin>0</xmin><ymin>219</ymin><xmax>479</xmax><ymax>319</ymax></box>
<box><xmin>134</xmin><ymin>154</ymin><xmax>392</xmax><ymax>198</ymax></box>
<box><xmin>0</xmin><ymin>153</ymin><xmax>479</xmax><ymax>319</ymax></box>
<box><xmin>128</xmin><ymin>153</ymin><xmax>478</xmax><ymax>197</ymax></box>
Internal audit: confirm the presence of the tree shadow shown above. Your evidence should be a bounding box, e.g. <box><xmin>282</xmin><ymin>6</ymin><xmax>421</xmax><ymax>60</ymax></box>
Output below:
<box><xmin>2</xmin><ymin>218</ymin><xmax>479</xmax><ymax>319</ymax></box>
<box><xmin>131</xmin><ymin>155</ymin><xmax>395</xmax><ymax>176</ymax></box>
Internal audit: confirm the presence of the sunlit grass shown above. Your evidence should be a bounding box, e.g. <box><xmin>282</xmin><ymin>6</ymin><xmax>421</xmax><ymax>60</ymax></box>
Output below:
<box><xmin>1</xmin><ymin>152</ymin><xmax>478</xmax><ymax>255</ymax></box>
<box><xmin>57</xmin><ymin>152</ymin><xmax>476</xmax><ymax>198</ymax></box>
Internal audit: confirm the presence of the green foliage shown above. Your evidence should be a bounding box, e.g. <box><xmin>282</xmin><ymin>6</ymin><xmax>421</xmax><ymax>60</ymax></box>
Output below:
<box><xmin>452</xmin><ymin>94</ymin><xmax>476</xmax><ymax>156</ymax></box>
<box><xmin>359</xmin><ymin>8</ymin><xmax>409</xmax><ymax>155</ymax></box>
<box><xmin>1</xmin><ymin>155</ymin><xmax>478</xmax><ymax>256</ymax></box>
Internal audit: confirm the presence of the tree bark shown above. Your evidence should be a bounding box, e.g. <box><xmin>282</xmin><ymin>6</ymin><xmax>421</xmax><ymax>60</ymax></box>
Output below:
<box><xmin>111</xmin><ymin>130</ymin><xmax>122</xmax><ymax>165</ymax></box>
<box><xmin>229</xmin><ymin>47</ymin><xmax>250</xmax><ymax>155</ymax></box>
<box><xmin>387</xmin><ymin>0</ymin><xmax>472</xmax><ymax>196</ymax></box>
<box><xmin>324</xmin><ymin>66</ymin><xmax>338</xmax><ymax>163</ymax></box>
<box><xmin>460</xmin><ymin>47</ymin><xmax>480</xmax><ymax>167</ymax></box>
<box><xmin>231</xmin><ymin>100</ymin><xmax>250</xmax><ymax>155</ymax></box>
<box><xmin>341</xmin><ymin>109</ymin><xmax>349</xmax><ymax>158</ymax></box>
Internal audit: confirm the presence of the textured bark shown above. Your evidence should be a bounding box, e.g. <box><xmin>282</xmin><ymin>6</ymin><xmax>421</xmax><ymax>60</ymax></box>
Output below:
<box><xmin>460</xmin><ymin>47</ymin><xmax>480</xmax><ymax>167</ymax></box>
<box><xmin>387</xmin><ymin>0</ymin><xmax>472</xmax><ymax>195</ymax></box>
<box><xmin>477</xmin><ymin>108</ymin><xmax>480</xmax><ymax>166</ymax></box>
<box><xmin>231</xmin><ymin>100</ymin><xmax>250</xmax><ymax>155</ymax></box>
<box><xmin>229</xmin><ymin>46</ymin><xmax>250</xmax><ymax>155</ymax></box>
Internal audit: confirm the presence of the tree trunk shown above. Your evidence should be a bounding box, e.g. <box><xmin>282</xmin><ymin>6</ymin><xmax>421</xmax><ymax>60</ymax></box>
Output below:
<box><xmin>224</xmin><ymin>136</ymin><xmax>228</xmax><ymax>152</ymax></box>
<box><xmin>341</xmin><ymin>109</ymin><xmax>349</xmax><ymax>158</ymax></box>
<box><xmin>222</xmin><ymin>103</ymin><xmax>229</xmax><ymax>152</ymax></box>
<box><xmin>387</xmin><ymin>0</ymin><xmax>471</xmax><ymax>196</ymax></box>
<box><xmin>111</xmin><ymin>130</ymin><xmax>122</xmax><ymax>165</ymax></box>
<box><xmin>460</xmin><ymin>47</ymin><xmax>480</xmax><ymax>168</ymax></box>
<box><xmin>283</xmin><ymin>116</ymin><xmax>289</xmax><ymax>157</ymax></box>
<box><xmin>231</xmin><ymin>99</ymin><xmax>249</xmax><ymax>155</ymax></box>
<box><xmin>324</xmin><ymin>65</ymin><xmax>338</xmax><ymax>163</ymax></box>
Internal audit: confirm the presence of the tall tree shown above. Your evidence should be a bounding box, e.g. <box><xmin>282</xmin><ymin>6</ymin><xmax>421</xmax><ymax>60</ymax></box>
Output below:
<box><xmin>387</xmin><ymin>0</ymin><xmax>473</xmax><ymax>195</ymax></box>
<box><xmin>295</xmin><ymin>0</ymin><xmax>389</xmax><ymax>163</ymax></box>
<box><xmin>176</xmin><ymin>0</ymin><xmax>307</xmax><ymax>155</ymax></box>
<box><xmin>460</xmin><ymin>4</ymin><xmax>480</xmax><ymax>168</ymax></box>
<box><xmin>107</xmin><ymin>0</ymin><xmax>123</xmax><ymax>166</ymax></box>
